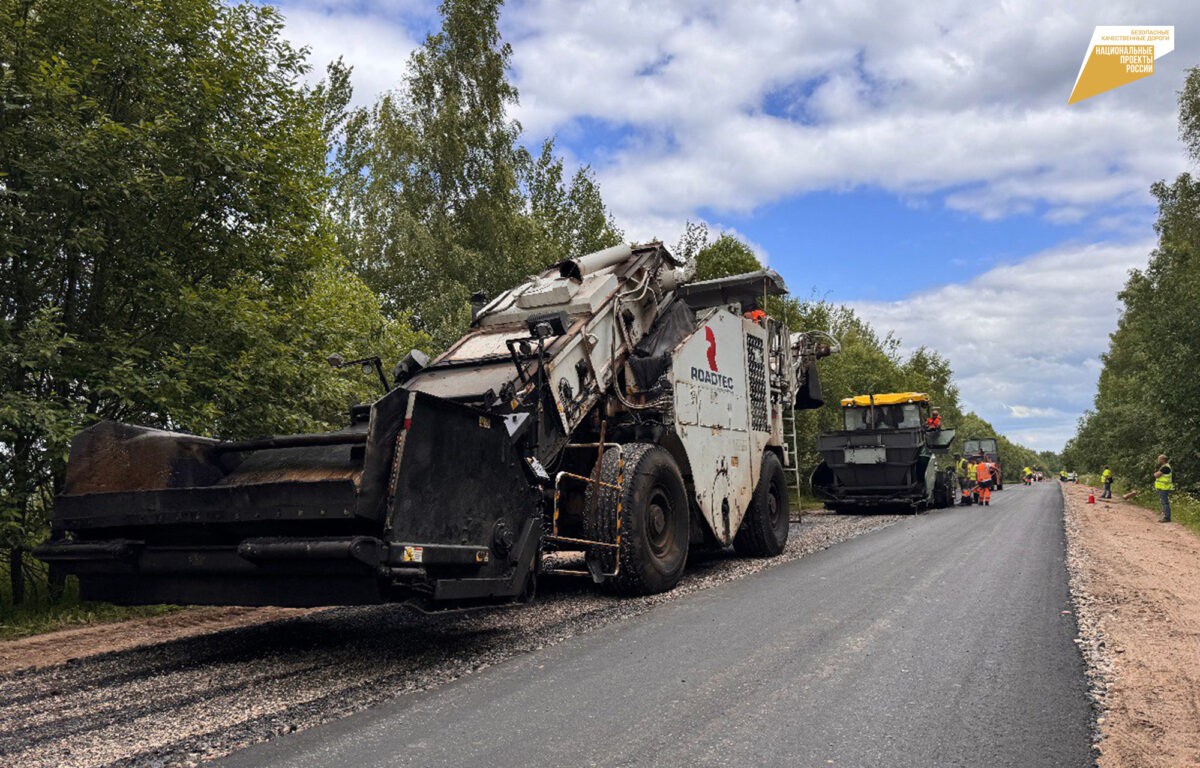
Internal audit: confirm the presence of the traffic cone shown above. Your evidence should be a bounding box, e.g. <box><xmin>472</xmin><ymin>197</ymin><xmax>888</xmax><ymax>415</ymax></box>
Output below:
<box><xmin>1087</xmin><ymin>490</ymin><xmax>1095</xmax><ymax>504</ymax></box>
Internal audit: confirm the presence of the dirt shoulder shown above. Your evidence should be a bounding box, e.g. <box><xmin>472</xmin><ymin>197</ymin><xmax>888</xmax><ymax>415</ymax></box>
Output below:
<box><xmin>0</xmin><ymin>606</ymin><xmax>316</xmax><ymax>675</ymax></box>
<box><xmin>1061</xmin><ymin>482</ymin><xmax>1200</xmax><ymax>767</ymax></box>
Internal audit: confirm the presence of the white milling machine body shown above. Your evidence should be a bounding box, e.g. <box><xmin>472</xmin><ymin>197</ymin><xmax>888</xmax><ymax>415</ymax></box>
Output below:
<box><xmin>406</xmin><ymin>241</ymin><xmax>831</xmax><ymax>596</ymax></box>
<box><xmin>40</xmin><ymin>241</ymin><xmax>829</xmax><ymax>609</ymax></box>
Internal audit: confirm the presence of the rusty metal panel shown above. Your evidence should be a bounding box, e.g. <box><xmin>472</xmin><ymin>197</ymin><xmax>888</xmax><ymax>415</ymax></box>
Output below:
<box><xmin>216</xmin><ymin>444</ymin><xmax>362</xmax><ymax>489</ymax></box>
<box><xmin>62</xmin><ymin>422</ymin><xmax>223</xmax><ymax>496</ymax></box>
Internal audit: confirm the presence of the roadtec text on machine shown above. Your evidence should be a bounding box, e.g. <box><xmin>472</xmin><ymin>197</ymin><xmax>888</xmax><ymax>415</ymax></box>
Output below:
<box><xmin>38</xmin><ymin>243</ymin><xmax>831</xmax><ymax>609</ymax></box>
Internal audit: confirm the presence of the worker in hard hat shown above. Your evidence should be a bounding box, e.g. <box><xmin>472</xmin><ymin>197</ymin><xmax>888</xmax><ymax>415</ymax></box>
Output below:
<box><xmin>975</xmin><ymin>460</ymin><xmax>993</xmax><ymax>506</ymax></box>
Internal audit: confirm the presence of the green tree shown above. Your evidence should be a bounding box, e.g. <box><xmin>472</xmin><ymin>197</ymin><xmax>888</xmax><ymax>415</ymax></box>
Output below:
<box><xmin>693</xmin><ymin>234</ymin><xmax>763</xmax><ymax>281</ymax></box>
<box><xmin>527</xmin><ymin>139</ymin><xmax>622</xmax><ymax>263</ymax></box>
<box><xmin>1065</xmin><ymin>66</ymin><xmax>1200</xmax><ymax>493</ymax></box>
<box><xmin>673</xmin><ymin>220</ymin><xmax>709</xmax><ymax>263</ymax></box>
<box><xmin>0</xmin><ymin>0</ymin><xmax>425</xmax><ymax>604</ymax></box>
<box><xmin>330</xmin><ymin>0</ymin><xmax>622</xmax><ymax>348</ymax></box>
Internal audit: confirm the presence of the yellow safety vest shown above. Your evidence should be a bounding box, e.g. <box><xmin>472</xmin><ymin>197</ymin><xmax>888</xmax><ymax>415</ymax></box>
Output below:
<box><xmin>1101</xmin><ymin>469</ymin><xmax>1112</xmax><ymax>482</ymax></box>
<box><xmin>1155</xmin><ymin>464</ymin><xmax>1174</xmax><ymax>491</ymax></box>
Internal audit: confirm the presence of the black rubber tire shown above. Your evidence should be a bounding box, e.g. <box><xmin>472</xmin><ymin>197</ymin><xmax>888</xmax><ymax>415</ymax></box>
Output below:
<box><xmin>584</xmin><ymin>443</ymin><xmax>689</xmax><ymax>595</ymax></box>
<box><xmin>733</xmin><ymin>452</ymin><xmax>790</xmax><ymax>557</ymax></box>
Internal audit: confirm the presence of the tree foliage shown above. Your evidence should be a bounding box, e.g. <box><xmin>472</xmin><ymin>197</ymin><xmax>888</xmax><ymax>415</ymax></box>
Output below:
<box><xmin>0</xmin><ymin>0</ymin><xmax>427</xmax><ymax>603</ymax></box>
<box><xmin>329</xmin><ymin>0</ymin><xmax>621</xmax><ymax>347</ymax></box>
<box><xmin>0</xmin><ymin>0</ymin><xmax>624</xmax><ymax>606</ymax></box>
<box><xmin>1063</xmin><ymin>67</ymin><xmax>1200</xmax><ymax>492</ymax></box>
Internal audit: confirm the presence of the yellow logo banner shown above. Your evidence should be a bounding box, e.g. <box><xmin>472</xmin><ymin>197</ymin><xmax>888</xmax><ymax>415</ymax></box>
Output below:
<box><xmin>1069</xmin><ymin>26</ymin><xmax>1174</xmax><ymax>105</ymax></box>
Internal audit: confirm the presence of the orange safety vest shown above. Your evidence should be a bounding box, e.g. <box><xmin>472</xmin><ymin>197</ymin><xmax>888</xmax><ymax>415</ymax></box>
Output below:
<box><xmin>976</xmin><ymin>462</ymin><xmax>992</xmax><ymax>482</ymax></box>
<box><xmin>926</xmin><ymin>415</ymin><xmax>941</xmax><ymax>429</ymax></box>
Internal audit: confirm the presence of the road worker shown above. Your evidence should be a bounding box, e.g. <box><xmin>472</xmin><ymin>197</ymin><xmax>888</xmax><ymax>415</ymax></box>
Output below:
<box><xmin>975</xmin><ymin>460</ymin><xmax>993</xmax><ymax>506</ymax></box>
<box><xmin>955</xmin><ymin>455</ymin><xmax>972</xmax><ymax>504</ymax></box>
<box><xmin>925</xmin><ymin>409</ymin><xmax>942</xmax><ymax>430</ymax></box>
<box><xmin>1100</xmin><ymin>466</ymin><xmax>1113</xmax><ymax>499</ymax></box>
<box><xmin>1023</xmin><ymin>466</ymin><xmax>1033</xmax><ymax>485</ymax></box>
<box><xmin>963</xmin><ymin>458</ymin><xmax>976</xmax><ymax>503</ymax></box>
<box><xmin>1153</xmin><ymin>454</ymin><xmax>1173</xmax><ymax>522</ymax></box>
<box><xmin>1059</xmin><ymin>469</ymin><xmax>1068</xmax><ymax>482</ymax></box>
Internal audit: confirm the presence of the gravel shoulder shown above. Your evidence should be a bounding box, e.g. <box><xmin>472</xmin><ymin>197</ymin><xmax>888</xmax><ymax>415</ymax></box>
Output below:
<box><xmin>0</xmin><ymin>512</ymin><xmax>898</xmax><ymax>768</ymax></box>
<box><xmin>0</xmin><ymin>607</ymin><xmax>316</xmax><ymax>676</ymax></box>
<box><xmin>1061</xmin><ymin>482</ymin><xmax>1200</xmax><ymax>767</ymax></box>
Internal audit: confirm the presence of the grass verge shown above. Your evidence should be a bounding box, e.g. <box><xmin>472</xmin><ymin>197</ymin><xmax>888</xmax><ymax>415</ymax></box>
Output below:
<box><xmin>0</xmin><ymin>577</ymin><xmax>179</xmax><ymax>642</ymax></box>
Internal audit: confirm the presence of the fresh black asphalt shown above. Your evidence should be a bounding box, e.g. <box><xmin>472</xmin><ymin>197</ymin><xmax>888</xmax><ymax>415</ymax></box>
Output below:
<box><xmin>222</xmin><ymin>481</ymin><xmax>1092</xmax><ymax>767</ymax></box>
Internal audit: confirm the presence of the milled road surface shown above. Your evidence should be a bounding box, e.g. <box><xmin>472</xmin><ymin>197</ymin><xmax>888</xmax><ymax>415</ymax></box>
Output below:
<box><xmin>0</xmin><ymin>514</ymin><xmax>900</xmax><ymax>767</ymax></box>
<box><xmin>225</xmin><ymin>481</ymin><xmax>1092</xmax><ymax>768</ymax></box>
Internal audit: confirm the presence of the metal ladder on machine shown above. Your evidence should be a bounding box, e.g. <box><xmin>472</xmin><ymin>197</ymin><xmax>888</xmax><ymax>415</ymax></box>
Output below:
<box><xmin>782</xmin><ymin>404</ymin><xmax>804</xmax><ymax>523</ymax></box>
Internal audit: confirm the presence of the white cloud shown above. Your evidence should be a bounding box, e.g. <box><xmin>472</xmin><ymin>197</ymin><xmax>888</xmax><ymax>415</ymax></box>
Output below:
<box><xmin>504</xmin><ymin>0</ymin><xmax>1197</xmax><ymax>236</ymax></box>
<box><xmin>1004</xmin><ymin>404</ymin><xmax>1065</xmax><ymax>419</ymax></box>
<box><xmin>275</xmin><ymin>1</ymin><xmax>1197</xmax><ymax>232</ymax></box>
<box><xmin>268</xmin><ymin>0</ymin><xmax>1188</xmax><ymax>449</ymax></box>
<box><xmin>277</xmin><ymin>1</ymin><xmax>425</xmax><ymax>105</ymax></box>
<box><xmin>853</xmin><ymin>240</ymin><xmax>1153</xmax><ymax>449</ymax></box>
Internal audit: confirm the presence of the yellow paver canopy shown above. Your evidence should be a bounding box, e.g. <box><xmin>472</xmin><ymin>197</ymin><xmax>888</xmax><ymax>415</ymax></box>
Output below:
<box><xmin>840</xmin><ymin>392</ymin><xmax>930</xmax><ymax>407</ymax></box>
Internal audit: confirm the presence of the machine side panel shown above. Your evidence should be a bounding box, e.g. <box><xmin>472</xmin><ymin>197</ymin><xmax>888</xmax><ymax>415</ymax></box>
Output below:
<box><xmin>543</xmin><ymin>301</ymin><xmax>619</xmax><ymax>434</ymax></box>
<box><xmin>671</xmin><ymin>309</ymin><xmax>755</xmax><ymax>544</ymax></box>
<box><xmin>387</xmin><ymin>393</ymin><xmax>538</xmax><ymax>556</ymax></box>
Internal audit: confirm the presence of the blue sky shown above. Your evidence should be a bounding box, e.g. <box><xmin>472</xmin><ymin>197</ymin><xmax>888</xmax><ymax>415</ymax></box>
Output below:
<box><xmin>276</xmin><ymin>0</ymin><xmax>1200</xmax><ymax>451</ymax></box>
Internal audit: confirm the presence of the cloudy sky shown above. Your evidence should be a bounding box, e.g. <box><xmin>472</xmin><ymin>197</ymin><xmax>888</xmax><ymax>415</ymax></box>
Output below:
<box><xmin>276</xmin><ymin>0</ymin><xmax>1199</xmax><ymax>451</ymax></box>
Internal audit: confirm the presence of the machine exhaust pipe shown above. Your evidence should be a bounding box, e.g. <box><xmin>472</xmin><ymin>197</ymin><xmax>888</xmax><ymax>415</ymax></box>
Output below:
<box><xmin>557</xmin><ymin>243</ymin><xmax>633</xmax><ymax>281</ymax></box>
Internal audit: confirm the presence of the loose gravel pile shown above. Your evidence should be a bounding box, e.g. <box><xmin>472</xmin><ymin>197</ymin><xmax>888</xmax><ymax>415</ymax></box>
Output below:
<box><xmin>1061</xmin><ymin>489</ymin><xmax>1114</xmax><ymax>749</ymax></box>
<box><xmin>1060</xmin><ymin>483</ymin><xmax>1200</xmax><ymax>767</ymax></box>
<box><xmin>0</xmin><ymin>512</ymin><xmax>899</xmax><ymax>768</ymax></box>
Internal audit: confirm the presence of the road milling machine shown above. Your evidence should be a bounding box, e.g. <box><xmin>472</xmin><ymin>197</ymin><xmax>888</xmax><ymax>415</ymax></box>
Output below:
<box><xmin>810</xmin><ymin>392</ymin><xmax>958</xmax><ymax>513</ymax></box>
<box><xmin>38</xmin><ymin>243</ymin><xmax>833</xmax><ymax>610</ymax></box>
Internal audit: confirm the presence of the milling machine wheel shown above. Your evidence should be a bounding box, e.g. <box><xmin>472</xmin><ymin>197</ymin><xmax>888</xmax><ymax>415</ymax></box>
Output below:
<box><xmin>734</xmin><ymin>452</ymin><xmax>790</xmax><ymax>557</ymax></box>
<box><xmin>584</xmin><ymin>443</ymin><xmax>689</xmax><ymax>595</ymax></box>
